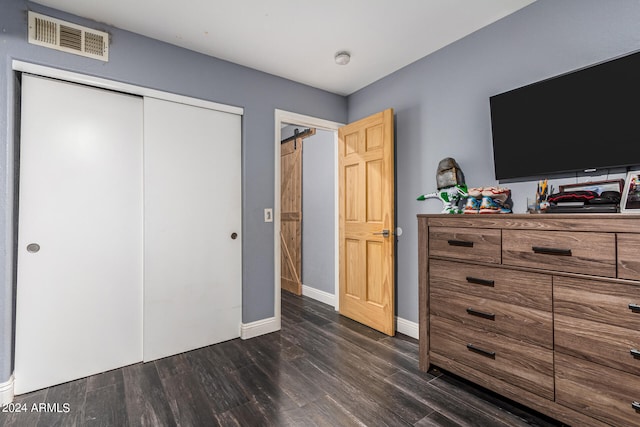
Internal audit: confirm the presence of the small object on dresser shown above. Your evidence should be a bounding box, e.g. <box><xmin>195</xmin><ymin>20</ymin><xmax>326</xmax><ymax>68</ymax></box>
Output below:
<box><xmin>549</xmin><ymin>190</ymin><xmax>598</xmax><ymax>204</ymax></box>
<box><xmin>536</xmin><ymin>179</ymin><xmax>551</xmax><ymax>211</ymax></box>
<box><xmin>479</xmin><ymin>195</ymin><xmax>512</xmax><ymax>214</ymax></box>
<box><xmin>417</xmin><ymin>184</ymin><xmax>469</xmax><ymax>214</ymax></box>
<box><xmin>621</xmin><ymin>170</ymin><xmax>640</xmax><ymax>213</ymax></box>
<box><xmin>418</xmin><ymin>157</ymin><xmax>468</xmax><ymax>214</ymax></box>
<box><xmin>548</xmin><ymin>189</ymin><xmax>621</xmax><ymax>213</ymax></box>
<box><xmin>435</xmin><ymin>157</ymin><xmax>465</xmax><ymax>190</ymax></box>
<box><xmin>547</xmin><ymin>179</ymin><xmax>624</xmax><ymax>213</ymax></box>
<box><xmin>464</xmin><ymin>186</ymin><xmax>512</xmax><ymax>214</ymax></box>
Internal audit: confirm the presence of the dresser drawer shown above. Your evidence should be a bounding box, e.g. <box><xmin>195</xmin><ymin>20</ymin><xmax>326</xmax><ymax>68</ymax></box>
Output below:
<box><xmin>618</xmin><ymin>233</ymin><xmax>640</xmax><ymax>280</ymax></box>
<box><xmin>502</xmin><ymin>230</ymin><xmax>615</xmax><ymax>277</ymax></box>
<box><xmin>555</xmin><ymin>315</ymin><xmax>640</xmax><ymax>374</ymax></box>
<box><xmin>429</xmin><ymin>227</ymin><xmax>501</xmax><ymax>264</ymax></box>
<box><xmin>554</xmin><ymin>276</ymin><xmax>640</xmax><ymax>330</ymax></box>
<box><xmin>429</xmin><ymin>259</ymin><xmax>552</xmax><ymax>312</ymax></box>
<box><xmin>429</xmin><ymin>316</ymin><xmax>554</xmax><ymax>400</ymax></box>
<box><xmin>556</xmin><ymin>353</ymin><xmax>640</xmax><ymax>427</ymax></box>
<box><xmin>431</xmin><ymin>287</ymin><xmax>552</xmax><ymax>348</ymax></box>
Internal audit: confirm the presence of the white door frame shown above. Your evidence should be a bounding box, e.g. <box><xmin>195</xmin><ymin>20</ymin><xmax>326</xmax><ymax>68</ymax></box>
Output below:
<box><xmin>274</xmin><ymin>110</ymin><xmax>343</xmax><ymax>322</ymax></box>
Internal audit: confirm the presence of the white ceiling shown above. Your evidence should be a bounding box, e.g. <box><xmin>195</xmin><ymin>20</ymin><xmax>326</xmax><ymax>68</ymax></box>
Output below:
<box><xmin>33</xmin><ymin>0</ymin><xmax>536</xmax><ymax>95</ymax></box>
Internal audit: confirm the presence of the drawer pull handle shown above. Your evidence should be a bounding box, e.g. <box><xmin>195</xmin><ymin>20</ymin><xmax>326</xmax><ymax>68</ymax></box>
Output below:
<box><xmin>632</xmin><ymin>401</ymin><xmax>640</xmax><ymax>411</ymax></box>
<box><xmin>448</xmin><ymin>239</ymin><xmax>474</xmax><ymax>248</ymax></box>
<box><xmin>532</xmin><ymin>246</ymin><xmax>572</xmax><ymax>256</ymax></box>
<box><xmin>631</xmin><ymin>349</ymin><xmax>640</xmax><ymax>358</ymax></box>
<box><xmin>466</xmin><ymin>276</ymin><xmax>495</xmax><ymax>287</ymax></box>
<box><xmin>466</xmin><ymin>344</ymin><xmax>496</xmax><ymax>359</ymax></box>
<box><xmin>629</xmin><ymin>304</ymin><xmax>640</xmax><ymax>313</ymax></box>
<box><xmin>466</xmin><ymin>308</ymin><xmax>496</xmax><ymax>321</ymax></box>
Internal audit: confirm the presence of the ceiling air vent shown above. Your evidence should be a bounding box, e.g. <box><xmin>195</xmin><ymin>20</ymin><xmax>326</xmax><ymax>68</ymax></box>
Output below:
<box><xmin>28</xmin><ymin>11</ymin><xmax>109</xmax><ymax>62</ymax></box>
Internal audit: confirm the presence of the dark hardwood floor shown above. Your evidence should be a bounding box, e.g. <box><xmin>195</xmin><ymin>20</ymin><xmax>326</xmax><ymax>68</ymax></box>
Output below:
<box><xmin>1</xmin><ymin>292</ymin><xmax>564</xmax><ymax>426</ymax></box>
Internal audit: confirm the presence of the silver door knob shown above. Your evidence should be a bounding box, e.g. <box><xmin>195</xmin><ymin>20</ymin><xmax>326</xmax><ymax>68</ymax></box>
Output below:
<box><xmin>26</xmin><ymin>243</ymin><xmax>40</xmax><ymax>253</ymax></box>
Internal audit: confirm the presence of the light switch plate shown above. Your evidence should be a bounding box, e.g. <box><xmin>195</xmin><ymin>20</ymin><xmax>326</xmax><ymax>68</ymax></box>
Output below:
<box><xmin>264</xmin><ymin>208</ymin><xmax>273</xmax><ymax>223</ymax></box>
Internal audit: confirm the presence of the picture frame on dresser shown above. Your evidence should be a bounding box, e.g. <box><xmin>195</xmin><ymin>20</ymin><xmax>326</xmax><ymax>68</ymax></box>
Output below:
<box><xmin>621</xmin><ymin>169</ymin><xmax>640</xmax><ymax>213</ymax></box>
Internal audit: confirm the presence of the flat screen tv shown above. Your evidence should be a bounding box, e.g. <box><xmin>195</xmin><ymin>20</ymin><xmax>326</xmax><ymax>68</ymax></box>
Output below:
<box><xmin>490</xmin><ymin>50</ymin><xmax>640</xmax><ymax>181</ymax></box>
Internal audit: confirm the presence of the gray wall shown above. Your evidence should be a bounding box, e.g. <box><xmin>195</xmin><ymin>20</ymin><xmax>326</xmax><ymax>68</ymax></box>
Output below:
<box><xmin>301</xmin><ymin>129</ymin><xmax>335</xmax><ymax>295</ymax></box>
<box><xmin>347</xmin><ymin>0</ymin><xmax>640</xmax><ymax>325</ymax></box>
<box><xmin>0</xmin><ymin>1</ymin><xmax>347</xmax><ymax>381</ymax></box>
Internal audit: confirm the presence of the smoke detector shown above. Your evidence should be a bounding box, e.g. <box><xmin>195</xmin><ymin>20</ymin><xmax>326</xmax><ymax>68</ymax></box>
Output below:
<box><xmin>28</xmin><ymin>11</ymin><xmax>109</xmax><ymax>62</ymax></box>
<box><xmin>334</xmin><ymin>51</ymin><xmax>351</xmax><ymax>65</ymax></box>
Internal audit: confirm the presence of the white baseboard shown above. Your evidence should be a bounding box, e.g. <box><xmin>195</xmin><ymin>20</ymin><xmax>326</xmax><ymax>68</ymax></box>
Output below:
<box><xmin>396</xmin><ymin>316</ymin><xmax>419</xmax><ymax>339</ymax></box>
<box><xmin>302</xmin><ymin>285</ymin><xmax>336</xmax><ymax>307</ymax></box>
<box><xmin>240</xmin><ymin>316</ymin><xmax>280</xmax><ymax>340</ymax></box>
<box><xmin>0</xmin><ymin>375</ymin><xmax>14</xmax><ymax>404</ymax></box>
<box><xmin>299</xmin><ymin>284</ymin><xmax>417</xmax><ymax>338</ymax></box>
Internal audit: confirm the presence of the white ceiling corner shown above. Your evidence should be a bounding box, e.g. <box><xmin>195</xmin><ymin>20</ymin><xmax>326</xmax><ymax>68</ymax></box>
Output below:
<box><xmin>32</xmin><ymin>0</ymin><xmax>537</xmax><ymax>95</ymax></box>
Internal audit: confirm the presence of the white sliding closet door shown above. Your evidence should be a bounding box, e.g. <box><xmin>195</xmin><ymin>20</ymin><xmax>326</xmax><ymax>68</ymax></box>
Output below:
<box><xmin>143</xmin><ymin>97</ymin><xmax>242</xmax><ymax>362</ymax></box>
<box><xmin>15</xmin><ymin>75</ymin><xmax>143</xmax><ymax>394</ymax></box>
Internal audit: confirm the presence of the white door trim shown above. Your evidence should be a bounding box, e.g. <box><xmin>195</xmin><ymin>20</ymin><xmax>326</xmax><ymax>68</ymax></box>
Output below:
<box><xmin>12</xmin><ymin>60</ymin><xmax>244</xmax><ymax>116</ymax></box>
<box><xmin>274</xmin><ymin>110</ymin><xmax>343</xmax><ymax>322</ymax></box>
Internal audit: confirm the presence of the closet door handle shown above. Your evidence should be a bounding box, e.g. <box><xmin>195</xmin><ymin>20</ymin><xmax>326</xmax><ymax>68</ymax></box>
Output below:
<box><xmin>630</xmin><ymin>349</ymin><xmax>640</xmax><ymax>358</ymax></box>
<box><xmin>466</xmin><ymin>308</ymin><xmax>496</xmax><ymax>321</ymax></box>
<box><xmin>629</xmin><ymin>304</ymin><xmax>640</xmax><ymax>313</ymax></box>
<box><xmin>466</xmin><ymin>344</ymin><xmax>495</xmax><ymax>359</ymax></box>
<box><xmin>26</xmin><ymin>243</ymin><xmax>41</xmax><ymax>253</ymax></box>
<box><xmin>532</xmin><ymin>246</ymin><xmax>572</xmax><ymax>256</ymax></box>
<box><xmin>448</xmin><ymin>239</ymin><xmax>473</xmax><ymax>248</ymax></box>
<box><xmin>466</xmin><ymin>276</ymin><xmax>495</xmax><ymax>287</ymax></box>
<box><xmin>632</xmin><ymin>401</ymin><xmax>640</xmax><ymax>411</ymax></box>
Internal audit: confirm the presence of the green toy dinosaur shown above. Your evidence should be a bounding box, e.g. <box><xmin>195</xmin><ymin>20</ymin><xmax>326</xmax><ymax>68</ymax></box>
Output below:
<box><xmin>417</xmin><ymin>184</ymin><xmax>469</xmax><ymax>214</ymax></box>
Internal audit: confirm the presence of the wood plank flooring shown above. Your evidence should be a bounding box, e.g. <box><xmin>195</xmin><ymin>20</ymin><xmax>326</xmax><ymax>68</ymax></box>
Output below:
<box><xmin>1</xmin><ymin>292</ymin><xmax>564</xmax><ymax>426</ymax></box>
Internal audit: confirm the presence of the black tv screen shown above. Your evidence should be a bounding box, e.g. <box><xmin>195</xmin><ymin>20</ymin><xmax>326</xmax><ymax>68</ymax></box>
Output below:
<box><xmin>490</xmin><ymin>50</ymin><xmax>640</xmax><ymax>180</ymax></box>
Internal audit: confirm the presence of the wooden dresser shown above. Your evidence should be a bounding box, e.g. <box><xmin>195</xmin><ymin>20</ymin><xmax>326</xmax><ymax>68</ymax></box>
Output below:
<box><xmin>418</xmin><ymin>214</ymin><xmax>640</xmax><ymax>427</ymax></box>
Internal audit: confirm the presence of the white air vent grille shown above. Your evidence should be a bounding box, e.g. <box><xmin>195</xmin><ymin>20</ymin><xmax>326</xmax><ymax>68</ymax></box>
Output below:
<box><xmin>28</xmin><ymin>12</ymin><xmax>109</xmax><ymax>62</ymax></box>
<box><xmin>60</xmin><ymin>25</ymin><xmax>82</xmax><ymax>51</ymax></box>
<box><xmin>34</xmin><ymin>16</ymin><xmax>57</xmax><ymax>44</ymax></box>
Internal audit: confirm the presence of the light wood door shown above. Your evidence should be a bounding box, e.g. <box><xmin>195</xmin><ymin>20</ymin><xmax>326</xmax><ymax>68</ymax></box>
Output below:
<box><xmin>339</xmin><ymin>109</ymin><xmax>395</xmax><ymax>335</ymax></box>
<box><xmin>281</xmin><ymin>137</ymin><xmax>303</xmax><ymax>295</ymax></box>
<box><xmin>15</xmin><ymin>75</ymin><xmax>143</xmax><ymax>394</ymax></box>
<box><xmin>143</xmin><ymin>98</ymin><xmax>242</xmax><ymax>362</ymax></box>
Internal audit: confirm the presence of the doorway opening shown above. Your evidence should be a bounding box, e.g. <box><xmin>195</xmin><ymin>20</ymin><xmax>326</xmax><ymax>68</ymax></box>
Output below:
<box><xmin>274</xmin><ymin>110</ymin><xmax>342</xmax><ymax>323</ymax></box>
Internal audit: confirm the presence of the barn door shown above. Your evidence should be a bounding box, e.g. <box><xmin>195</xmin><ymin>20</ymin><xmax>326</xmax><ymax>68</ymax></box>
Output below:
<box><xmin>280</xmin><ymin>133</ymin><xmax>303</xmax><ymax>295</ymax></box>
<box><xmin>338</xmin><ymin>109</ymin><xmax>395</xmax><ymax>335</ymax></box>
<box><xmin>15</xmin><ymin>75</ymin><xmax>144</xmax><ymax>394</ymax></box>
<box><xmin>280</xmin><ymin>129</ymin><xmax>315</xmax><ymax>295</ymax></box>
